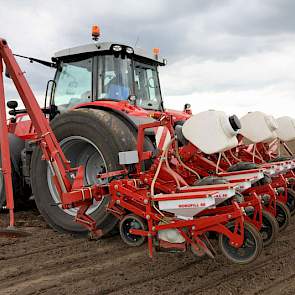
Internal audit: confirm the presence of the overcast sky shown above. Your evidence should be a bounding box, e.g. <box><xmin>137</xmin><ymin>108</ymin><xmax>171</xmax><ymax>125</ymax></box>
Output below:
<box><xmin>0</xmin><ymin>0</ymin><xmax>295</xmax><ymax>118</ymax></box>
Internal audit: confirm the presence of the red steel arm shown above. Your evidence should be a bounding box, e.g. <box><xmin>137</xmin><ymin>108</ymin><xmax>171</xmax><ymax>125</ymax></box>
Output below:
<box><xmin>0</xmin><ymin>38</ymin><xmax>96</xmax><ymax>209</ymax></box>
<box><xmin>0</xmin><ymin>56</ymin><xmax>14</xmax><ymax>226</ymax></box>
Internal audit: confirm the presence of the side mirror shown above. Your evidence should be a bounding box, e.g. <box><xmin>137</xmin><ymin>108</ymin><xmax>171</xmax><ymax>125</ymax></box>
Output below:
<box><xmin>7</xmin><ymin>100</ymin><xmax>18</xmax><ymax>110</ymax></box>
<box><xmin>7</xmin><ymin>100</ymin><xmax>18</xmax><ymax>122</ymax></box>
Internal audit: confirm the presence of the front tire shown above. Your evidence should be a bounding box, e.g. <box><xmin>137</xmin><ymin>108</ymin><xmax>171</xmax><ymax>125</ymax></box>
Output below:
<box><xmin>119</xmin><ymin>214</ymin><xmax>147</xmax><ymax>247</ymax></box>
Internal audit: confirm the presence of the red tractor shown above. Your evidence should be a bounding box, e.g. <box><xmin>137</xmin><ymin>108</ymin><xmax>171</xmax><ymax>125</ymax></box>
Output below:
<box><xmin>1</xmin><ymin>30</ymin><xmax>191</xmax><ymax>235</ymax></box>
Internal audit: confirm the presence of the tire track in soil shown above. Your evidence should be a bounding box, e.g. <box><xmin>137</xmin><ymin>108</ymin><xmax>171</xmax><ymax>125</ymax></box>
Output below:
<box><xmin>1</xmin><ymin>211</ymin><xmax>295</xmax><ymax>295</ymax></box>
<box><xmin>0</xmin><ymin>218</ymin><xmax>203</xmax><ymax>295</ymax></box>
<box><xmin>256</xmin><ymin>273</ymin><xmax>295</xmax><ymax>295</ymax></box>
<box><xmin>99</xmin><ymin>220</ymin><xmax>295</xmax><ymax>295</ymax></box>
<box><xmin>14</xmin><ymin>237</ymin><xmax>292</xmax><ymax>295</ymax></box>
<box><xmin>76</xmin><ymin>221</ymin><xmax>295</xmax><ymax>295</ymax></box>
<box><xmin>0</xmin><ymin>236</ymin><xmax>136</xmax><ymax>286</ymax></box>
<box><xmin>190</xmin><ymin>247</ymin><xmax>295</xmax><ymax>295</ymax></box>
<box><xmin>108</xmin><ymin>243</ymin><xmax>295</xmax><ymax>295</ymax></box>
<box><xmin>0</xmin><ymin>248</ymin><xmax>147</xmax><ymax>294</ymax></box>
<box><xmin>181</xmin><ymin>220</ymin><xmax>295</xmax><ymax>295</ymax></box>
<box><xmin>1</xmin><ymin>242</ymin><xmax>200</xmax><ymax>295</ymax></box>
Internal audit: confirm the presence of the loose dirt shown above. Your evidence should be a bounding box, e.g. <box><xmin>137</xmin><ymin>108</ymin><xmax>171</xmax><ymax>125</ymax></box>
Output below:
<box><xmin>0</xmin><ymin>209</ymin><xmax>295</xmax><ymax>295</ymax></box>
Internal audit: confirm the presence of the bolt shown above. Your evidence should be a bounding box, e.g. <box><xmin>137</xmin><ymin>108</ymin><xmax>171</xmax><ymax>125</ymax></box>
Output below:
<box><xmin>144</xmin><ymin>178</ymin><xmax>148</xmax><ymax>183</ymax></box>
<box><xmin>148</xmin><ymin>233</ymin><xmax>152</xmax><ymax>237</ymax></box>
<box><xmin>192</xmin><ymin>226</ymin><xmax>196</xmax><ymax>230</ymax></box>
<box><xmin>152</xmin><ymin>226</ymin><xmax>156</xmax><ymax>231</ymax></box>
<box><xmin>146</xmin><ymin>215</ymin><xmax>150</xmax><ymax>220</ymax></box>
<box><xmin>228</xmin><ymin>214</ymin><xmax>232</xmax><ymax>219</ymax></box>
<box><xmin>144</xmin><ymin>199</ymin><xmax>148</xmax><ymax>204</ymax></box>
<box><xmin>116</xmin><ymin>200</ymin><xmax>120</xmax><ymax>204</ymax></box>
<box><xmin>114</xmin><ymin>185</ymin><xmax>119</xmax><ymax>190</ymax></box>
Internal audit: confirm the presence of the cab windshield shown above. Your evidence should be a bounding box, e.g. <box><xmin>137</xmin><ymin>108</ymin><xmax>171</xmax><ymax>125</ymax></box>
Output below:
<box><xmin>98</xmin><ymin>55</ymin><xmax>132</xmax><ymax>101</ymax></box>
<box><xmin>98</xmin><ymin>55</ymin><xmax>162</xmax><ymax>110</ymax></box>
<box><xmin>53</xmin><ymin>54</ymin><xmax>162</xmax><ymax>111</ymax></box>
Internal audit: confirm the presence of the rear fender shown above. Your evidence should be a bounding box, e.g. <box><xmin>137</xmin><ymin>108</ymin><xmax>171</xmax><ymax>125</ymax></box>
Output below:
<box><xmin>77</xmin><ymin>105</ymin><xmax>155</xmax><ymax>134</ymax></box>
<box><xmin>77</xmin><ymin>106</ymin><xmax>156</xmax><ymax>167</ymax></box>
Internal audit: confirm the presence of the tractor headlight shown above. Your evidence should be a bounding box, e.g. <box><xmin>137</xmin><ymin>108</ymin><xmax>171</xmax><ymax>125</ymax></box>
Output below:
<box><xmin>126</xmin><ymin>47</ymin><xmax>134</xmax><ymax>54</ymax></box>
<box><xmin>112</xmin><ymin>45</ymin><xmax>122</xmax><ymax>52</ymax></box>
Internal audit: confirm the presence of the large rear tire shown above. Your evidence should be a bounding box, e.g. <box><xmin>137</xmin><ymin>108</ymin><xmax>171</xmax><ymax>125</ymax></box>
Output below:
<box><xmin>0</xmin><ymin>156</ymin><xmax>31</xmax><ymax>209</ymax></box>
<box><xmin>0</xmin><ymin>135</ymin><xmax>31</xmax><ymax>209</ymax></box>
<box><xmin>30</xmin><ymin>109</ymin><xmax>138</xmax><ymax>235</ymax></box>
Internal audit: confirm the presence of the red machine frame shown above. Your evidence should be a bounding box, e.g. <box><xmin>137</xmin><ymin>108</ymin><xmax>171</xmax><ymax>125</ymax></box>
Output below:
<box><xmin>0</xmin><ymin>38</ymin><xmax>253</xmax><ymax>259</ymax></box>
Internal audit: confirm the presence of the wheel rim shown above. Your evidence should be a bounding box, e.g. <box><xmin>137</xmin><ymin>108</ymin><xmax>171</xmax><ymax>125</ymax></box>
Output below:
<box><xmin>47</xmin><ymin>136</ymin><xmax>107</xmax><ymax>216</ymax></box>
<box><xmin>121</xmin><ymin>218</ymin><xmax>144</xmax><ymax>244</ymax></box>
<box><xmin>221</xmin><ymin>224</ymin><xmax>257</xmax><ymax>262</ymax></box>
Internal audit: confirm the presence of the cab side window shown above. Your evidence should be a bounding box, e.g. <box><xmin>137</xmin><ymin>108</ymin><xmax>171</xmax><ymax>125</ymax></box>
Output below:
<box><xmin>54</xmin><ymin>58</ymin><xmax>92</xmax><ymax>111</ymax></box>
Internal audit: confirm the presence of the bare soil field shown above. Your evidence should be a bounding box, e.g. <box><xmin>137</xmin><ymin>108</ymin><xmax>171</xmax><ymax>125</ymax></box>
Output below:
<box><xmin>0</xmin><ymin>209</ymin><xmax>295</xmax><ymax>295</ymax></box>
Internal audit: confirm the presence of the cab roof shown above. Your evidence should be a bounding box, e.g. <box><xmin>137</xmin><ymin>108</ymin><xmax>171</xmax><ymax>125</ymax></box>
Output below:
<box><xmin>54</xmin><ymin>42</ymin><xmax>164</xmax><ymax>65</ymax></box>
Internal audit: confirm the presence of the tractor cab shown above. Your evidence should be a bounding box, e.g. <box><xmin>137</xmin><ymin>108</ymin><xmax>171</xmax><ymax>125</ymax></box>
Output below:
<box><xmin>50</xmin><ymin>42</ymin><xmax>166</xmax><ymax>112</ymax></box>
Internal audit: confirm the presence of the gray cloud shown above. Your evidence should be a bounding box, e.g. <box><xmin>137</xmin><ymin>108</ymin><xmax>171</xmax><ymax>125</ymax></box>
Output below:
<box><xmin>0</xmin><ymin>0</ymin><xmax>295</xmax><ymax>115</ymax></box>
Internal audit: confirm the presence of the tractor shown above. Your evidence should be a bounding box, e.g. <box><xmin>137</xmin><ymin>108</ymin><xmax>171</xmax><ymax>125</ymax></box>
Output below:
<box><xmin>1</xmin><ymin>27</ymin><xmax>191</xmax><ymax>235</ymax></box>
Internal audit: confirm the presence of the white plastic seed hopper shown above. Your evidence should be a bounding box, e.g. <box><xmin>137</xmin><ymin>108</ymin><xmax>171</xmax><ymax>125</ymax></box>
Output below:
<box><xmin>182</xmin><ymin>110</ymin><xmax>239</xmax><ymax>155</ymax></box>
<box><xmin>276</xmin><ymin>116</ymin><xmax>295</xmax><ymax>142</ymax></box>
<box><xmin>182</xmin><ymin>110</ymin><xmax>263</xmax><ymax>194</ymax></box>
<box><xmin>239</xmin><ymin>111</ymin><xmax>278</xmax><ymax>144</ymax></box>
